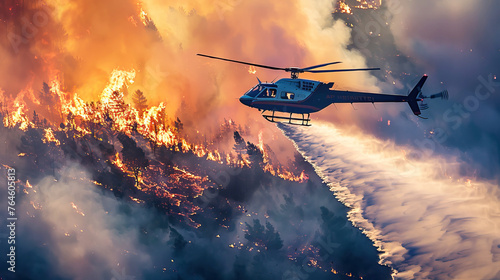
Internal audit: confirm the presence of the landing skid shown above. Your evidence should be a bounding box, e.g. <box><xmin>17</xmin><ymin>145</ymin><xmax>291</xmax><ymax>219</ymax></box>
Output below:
<box><xmin>261</xmin><ymin>110</ymin><xmax>311</xmax><ymax>126</ymax></box>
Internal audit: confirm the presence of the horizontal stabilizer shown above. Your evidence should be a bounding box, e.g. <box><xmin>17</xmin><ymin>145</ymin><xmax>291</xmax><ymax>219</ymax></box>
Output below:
<box><xmin>408</xmin><ymin>100</ymin><xmax>421</xmax><ymax>115</ymax></box>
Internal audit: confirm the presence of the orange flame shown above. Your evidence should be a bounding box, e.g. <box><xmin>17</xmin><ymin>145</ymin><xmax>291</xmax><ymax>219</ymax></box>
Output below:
<box><xmin>336</xmin><ymin>1</ymin><xmax>352</xmax><ymax>14</ymax></box>
<box><xmin>43</xmin><ymin>128</ymin><xmax>61</xmax><ymax>145</ymax></box>
<box><xmin>248</xmin><ymin>66</ymin><xmax>257</xmax><ymax>75</ymax></box>
<box><xmin>3</xmin><ymin>102</ymin><xmax>32</xmax><ymax>131</ymax></box>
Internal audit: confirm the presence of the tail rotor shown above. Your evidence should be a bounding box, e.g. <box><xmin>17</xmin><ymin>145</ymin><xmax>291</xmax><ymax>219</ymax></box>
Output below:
<box><xmin>419</xmin><ymin>89</ymin><xmax>448</xmax><ymax>113</ymax></box>
<box><xmin>419</xmin><ymin>90</ymin><xmax>448</xmax><ymax>100</ymax></box>
<box><xmin>428</xmin><ymin>90</ymin><xmax>449</xmax><ymax>100</ymax></box>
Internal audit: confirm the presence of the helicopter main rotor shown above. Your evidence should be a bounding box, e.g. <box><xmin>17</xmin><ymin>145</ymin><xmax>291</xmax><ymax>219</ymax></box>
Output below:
<box><xmin>197</xmin><ymin>53</ymin><xmax>380</xmax><ymax>79</ymax></box>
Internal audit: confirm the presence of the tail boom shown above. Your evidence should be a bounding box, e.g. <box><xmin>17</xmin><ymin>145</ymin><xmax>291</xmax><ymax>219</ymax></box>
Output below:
<box><xmin>321</xmin><ymin>75</ymin><xmax>429</xmax><ymax>116</ymax></box>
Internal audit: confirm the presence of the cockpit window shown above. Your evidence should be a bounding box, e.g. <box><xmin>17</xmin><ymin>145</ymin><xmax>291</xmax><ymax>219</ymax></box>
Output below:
<box><xmin>245</xmin><ymin>85</ymin><xmax>264</xmax><ymax>97</ymax></box>
<box><xmin>257</xmin><ymin>88</ymin><xmax>277</xmax><ymax>98</ymax></box>
<box><xmin>280</xmin><ymin>92</ymin><xmax>295</xmax><ymax>99</ymax></box>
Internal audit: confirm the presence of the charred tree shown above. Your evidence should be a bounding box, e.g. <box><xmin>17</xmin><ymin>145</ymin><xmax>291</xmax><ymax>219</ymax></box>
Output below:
<box><xmin>246</xmin><ymin>142</ymin><xmax>264</xmax><ymax>168</ymax></box>
<box><xmin>117</xmin><ymin>133</ymin><xmax>149</xmax><ymax>188</ymax></box>
<box><xmin>244</xmin><ymin>219</ymin><xmax>283</xmax><ymax>251</ymax></box>
<box><xmin>174</xmin><ymin>117</ymin><xmax>183</xmax><ymax>133</ymax></box>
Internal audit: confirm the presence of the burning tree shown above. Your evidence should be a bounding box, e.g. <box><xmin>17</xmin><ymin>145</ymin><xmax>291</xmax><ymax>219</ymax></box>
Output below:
<box><xmin>132</xmin><ymin>89</ymin><xmax>148</xmax><ymax>115</ymax></box>
<box><xmin>108</xmin><ymin>90</ymin><xmax>126</xmax><ymax>116</ymax></box>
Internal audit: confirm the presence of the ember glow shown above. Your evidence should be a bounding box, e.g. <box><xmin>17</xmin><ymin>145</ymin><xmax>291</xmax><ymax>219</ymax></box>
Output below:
<box><xmin>70</xmin><ymin>202</ymin><xmax>85</xmax><ymax>216</ymax></box>
<box><xmin>335</xmin><ymin>0</ymin><xmax>381</xmax><ymax>14</ymax></box>
<box><xmin>43</xmin><ymin>127</ymin><xmax>60</xmax><ymax>145</ymax></box>
<box><xmin>337</xmin><ymin>1</ymin><xmax>353</xmax><ymax>14</ymax></box>
<box><xmin>248</xmin><ymin>66</ymin><xmax>257</xmax><ymax>75</ymax></box>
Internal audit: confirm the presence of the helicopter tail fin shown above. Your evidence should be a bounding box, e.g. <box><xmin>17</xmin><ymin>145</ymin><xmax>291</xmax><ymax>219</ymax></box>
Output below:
<box><xmin>407</xmin><ymin>75</ymin><xmax>428</xmax><ymax>116</ymax></box>
<box><xmin>407</xmin><ymin>99</ymin><xmax>421</xmax><ymax>116</ymax></box>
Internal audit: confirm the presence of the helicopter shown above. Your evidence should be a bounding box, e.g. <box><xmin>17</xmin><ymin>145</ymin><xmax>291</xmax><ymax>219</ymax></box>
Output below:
<box><xmin>197</xmin><ymin>54</ymin><xmax>448</xmax><ymax>126</ymax></box>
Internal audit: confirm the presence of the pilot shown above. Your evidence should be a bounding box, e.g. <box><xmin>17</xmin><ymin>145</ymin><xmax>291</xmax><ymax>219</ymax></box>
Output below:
<box><xmin>269</xmin><ymin>89</ymin><xmax>276</xmax><ymax>97</ymax></box>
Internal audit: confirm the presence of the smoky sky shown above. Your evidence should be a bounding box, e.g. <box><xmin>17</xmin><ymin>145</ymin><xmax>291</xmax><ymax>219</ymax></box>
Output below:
<box><xmin>324</xmin><ymin>0</ymin><xmax>500</xmax><ymax>181</ymax></box>
<box><xmin>388</xmin><ymin>0</ymin><xmax>500</xmax><ymax>181</ymax></box>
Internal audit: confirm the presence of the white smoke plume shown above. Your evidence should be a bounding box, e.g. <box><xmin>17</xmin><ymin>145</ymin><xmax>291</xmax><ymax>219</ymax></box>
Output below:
<box><xmin>280</xmin><ymin>122</ymin><xmax>500</xmax><ymax>280</ymax></box>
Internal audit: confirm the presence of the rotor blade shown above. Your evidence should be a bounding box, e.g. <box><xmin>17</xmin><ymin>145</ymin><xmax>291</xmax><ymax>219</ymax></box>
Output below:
<box><xmin>197</xmin><ymin>54</ymin><xmax>286</xmax><ymax>71</ymax></box>
<box><xmin>301</xmin><ymin>62</ymin><xmax>342</xmax><ymax>71</ymax></box>
<box><xmin>306</xmin><ymin>67</ymin><xmax>380</xmax><ymax>73</ymax></box>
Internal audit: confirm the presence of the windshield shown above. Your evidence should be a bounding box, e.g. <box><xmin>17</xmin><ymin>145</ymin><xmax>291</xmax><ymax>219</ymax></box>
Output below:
<box><xmin>245</xmin><ymin>85</ymin><xmax>264</xmax><ymax>97</ymax></box>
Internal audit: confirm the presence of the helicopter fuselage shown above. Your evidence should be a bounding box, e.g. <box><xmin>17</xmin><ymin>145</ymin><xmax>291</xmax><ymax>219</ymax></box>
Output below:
<box><xmin>239</xmin><ymin>78</ymin><xmax>415</xmax><ymax>115</ymax></box>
